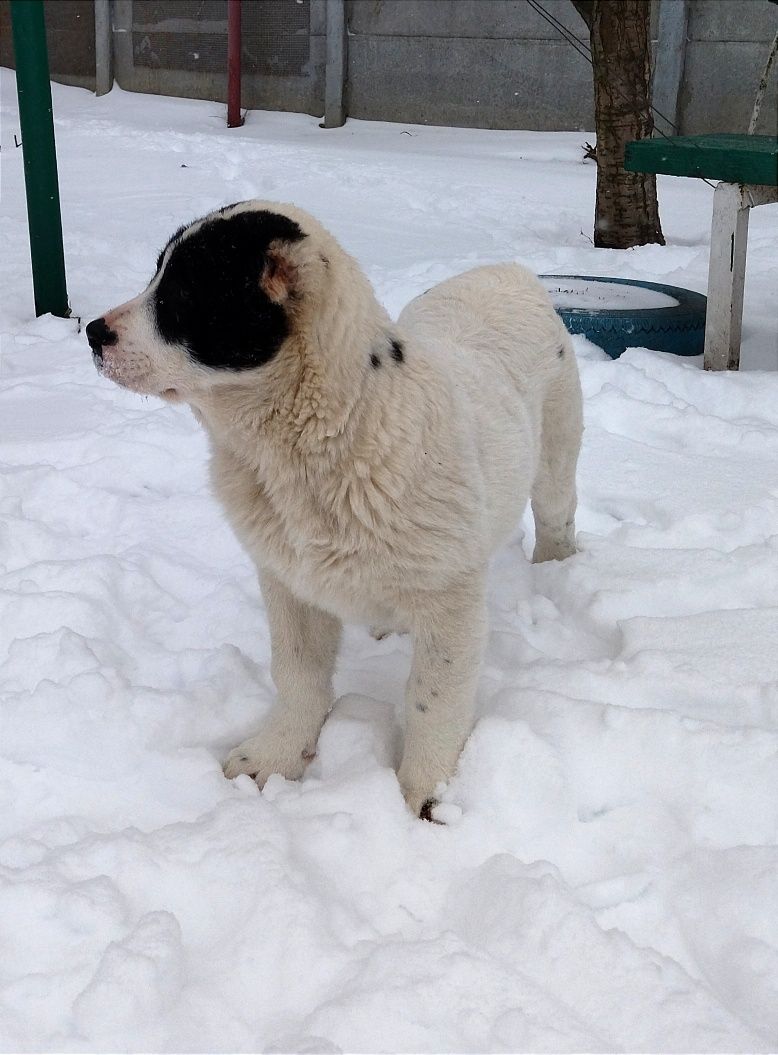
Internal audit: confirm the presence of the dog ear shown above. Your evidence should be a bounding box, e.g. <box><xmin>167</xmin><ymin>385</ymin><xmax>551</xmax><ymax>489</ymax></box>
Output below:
<box><xmin>260</xmin><ymin>242</ymin><xmax>298</xmax><ymax>304</ymax></box>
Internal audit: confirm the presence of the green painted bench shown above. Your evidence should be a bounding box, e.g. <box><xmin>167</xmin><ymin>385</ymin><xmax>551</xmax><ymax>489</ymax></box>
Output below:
<box><xmin>625</xmin><ymin>134</ymin><xmax>778</xmax><ymax>370</ymax></box>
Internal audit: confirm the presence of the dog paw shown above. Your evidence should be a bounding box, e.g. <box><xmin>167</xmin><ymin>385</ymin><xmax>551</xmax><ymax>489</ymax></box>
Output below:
<box><xmin>419</xmin><ymin>798</ymin><xmax>444</xmax><ymax>823</ymax></box>
<box><xmin>532</xmin><ymin>539</ymin><xmax>577</xmax><ymax>563</ymax></box>
<box><xmin>223</xmin><ymin>732</ymin><xmax>314</xmax><ymax>786</ymax></box>
<box><xmin>400</xmin><ymin>784</ymin><xmax>445</xmax><ymax>823</ymax></box>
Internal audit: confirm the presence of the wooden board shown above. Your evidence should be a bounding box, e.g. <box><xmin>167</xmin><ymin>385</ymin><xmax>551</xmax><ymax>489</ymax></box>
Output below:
<box><xmin>625</xmin><ymin>134</ymin><xmax>778</xmax><ymax>186</ymax></box>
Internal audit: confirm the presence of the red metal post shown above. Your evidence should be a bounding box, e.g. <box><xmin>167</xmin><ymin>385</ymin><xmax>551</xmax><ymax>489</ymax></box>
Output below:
<box><xmin>227</xmin><ymin>0</ymin><xmax>243</xmax><ymax>128</ymax></box>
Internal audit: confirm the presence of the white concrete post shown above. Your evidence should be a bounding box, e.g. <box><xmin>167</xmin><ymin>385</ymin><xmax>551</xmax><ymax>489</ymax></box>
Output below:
<box><xmin>94</xmin><ymin>0</ymin><xmax>114</xmax><ymax>97</ymax></box>
<box><xmin>704</xmin><ymin>183</ymin><xmax>778</xmax><ymax>371</ymax></box>
<box><xmin>704</xmin><ymin>182</ymin><xmax>750</xmax><ymax>371</ymax></box>
<box><xmin>321</xmin><ymin>0</ymin><xmax>347</xmax><ymax>128</ymax></box>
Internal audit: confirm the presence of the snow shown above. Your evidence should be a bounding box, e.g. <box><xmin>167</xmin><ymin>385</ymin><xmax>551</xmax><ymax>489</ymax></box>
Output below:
<box><xmin>543</xmin><ymin>278</ymin><xmax>679</xmax><ymax>310</ymax></box>
<box><xmin>2</xmin><ymin>69</ymin><xmax>778</xmax><ymax>1053</ymax></box>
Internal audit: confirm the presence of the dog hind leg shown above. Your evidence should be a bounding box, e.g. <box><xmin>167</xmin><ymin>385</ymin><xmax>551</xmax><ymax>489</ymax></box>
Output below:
<box><xmin>398</xmin><ymin>576</ymin><xmax>487</xmax><ymax>818</ymax></box>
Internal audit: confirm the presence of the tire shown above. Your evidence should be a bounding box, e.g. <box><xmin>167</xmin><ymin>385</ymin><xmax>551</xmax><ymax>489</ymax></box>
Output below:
<box><xmin>540</xmin><ymin>275</ymin><xmax>707</xmax><ymax>360</ymax></box>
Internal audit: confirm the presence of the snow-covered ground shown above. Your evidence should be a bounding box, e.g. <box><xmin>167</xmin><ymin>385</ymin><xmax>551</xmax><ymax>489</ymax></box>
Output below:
<box><xmin>2</xmin><ymin>70</ymin><xmax>778</xmax><ymax>1053</ymax></box>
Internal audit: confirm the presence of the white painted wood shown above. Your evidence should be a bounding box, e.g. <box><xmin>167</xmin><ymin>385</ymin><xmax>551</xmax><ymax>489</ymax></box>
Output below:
<box><xmin>704</xmin><ymin>182</ymin><xmax>778</xmax><ymax>371</ymax></box>
<box><xmin>745</xmin><ymin>184</ymin><xmax>778</xmax><ymax>209</ymax></box>
<box><xmin>704</xmin><ymin>182</ymin><xmax>749</xmax><ymax>371</ymax></box>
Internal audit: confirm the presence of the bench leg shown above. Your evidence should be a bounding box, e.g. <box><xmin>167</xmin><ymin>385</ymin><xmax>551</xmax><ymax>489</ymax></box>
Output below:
<box><xmin>704</xmin><ymin>182</ymin><xmax>749</xmax><ymax>371</ymax></box>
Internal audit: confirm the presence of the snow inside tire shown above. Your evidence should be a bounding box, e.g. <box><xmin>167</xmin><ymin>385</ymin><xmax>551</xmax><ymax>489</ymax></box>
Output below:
<box><xmin>541</xmin><ymin>275</ymin><xmax>707</xmax><ymax>359</ymax></box>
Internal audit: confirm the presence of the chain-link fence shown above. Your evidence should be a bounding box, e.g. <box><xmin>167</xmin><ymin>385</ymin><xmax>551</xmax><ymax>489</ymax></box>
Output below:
<box><xmin>1</xmin><ymin>0</ymin><xmax>96</xmax><ymax>90</ymax></box>
<box><xmin>110</xmin><ymin>0</ymin><xmax>319</xmax><ymax>111</ymax></box>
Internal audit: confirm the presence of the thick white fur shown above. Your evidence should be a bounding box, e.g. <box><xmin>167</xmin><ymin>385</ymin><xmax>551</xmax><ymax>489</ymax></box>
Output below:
<box><xmin>98</xmin><ymin>201</ymin><xmax>583</xmax><ymax>816</ymax></box>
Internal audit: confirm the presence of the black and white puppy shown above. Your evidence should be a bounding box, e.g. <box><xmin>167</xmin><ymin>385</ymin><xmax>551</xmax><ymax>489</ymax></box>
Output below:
<box><xmin>88</xmin><ymin>200</ymin><xmax>582</xmax><ymax>817</ymax></box>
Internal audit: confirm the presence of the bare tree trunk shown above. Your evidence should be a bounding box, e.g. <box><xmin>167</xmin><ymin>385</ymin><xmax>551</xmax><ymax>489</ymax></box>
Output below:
<box><xmin>573</xmin><ymin>0</ymin><xmax>665</xmax><ymax>249</ymax></box>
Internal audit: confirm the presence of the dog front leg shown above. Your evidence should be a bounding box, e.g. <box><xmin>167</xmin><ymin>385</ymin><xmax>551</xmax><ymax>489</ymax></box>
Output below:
<box><xmin>397</xmin><ymin>577</ymin><xmax>487</xmax><ymax>818</ymax></box>
<box><xmin>224</xmin><ymin>570</ymin><xmax>341</xmax><ymax>786</ymax></box>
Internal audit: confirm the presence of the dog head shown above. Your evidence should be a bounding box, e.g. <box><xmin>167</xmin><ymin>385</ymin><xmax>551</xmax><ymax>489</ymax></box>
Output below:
<box><xmin>86</xmin><ymin>201</ymin><xmax>324</xmax><ymax>403</ymax></box>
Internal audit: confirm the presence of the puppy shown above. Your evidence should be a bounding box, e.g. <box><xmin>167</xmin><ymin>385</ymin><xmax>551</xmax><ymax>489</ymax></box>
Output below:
<box><xmin>87</xmin><ymin>201</ymin><xmax>582</xmax><ymax>818</ymax></box>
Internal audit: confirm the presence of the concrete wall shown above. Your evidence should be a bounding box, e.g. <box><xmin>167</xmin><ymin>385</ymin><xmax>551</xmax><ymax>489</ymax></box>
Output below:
<box><xmin>1</xmin><ymin>0</ymin><xmax>776</xmax><ymax>135</ymax></box>
<box><xmin>342</xmin><ymin>0</ymin><xmax>776</xmax><ymax>133</ymax></box>
<box><xmin>345</xmin><ymin>0</ymin><xmax>594</xmax><ymax>131</ymax></box>
<box><xmin>679</xmin><ymin>0</ymin><xmax>778</xmax><ymax>134</ymax></box>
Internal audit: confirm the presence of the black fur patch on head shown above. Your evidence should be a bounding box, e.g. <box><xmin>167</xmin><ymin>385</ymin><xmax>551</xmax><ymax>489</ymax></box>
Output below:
<box><xmin>370</xmin><ymin>353</ymin><xmax>382</xmax><ymax>369</ymax></box>
<box><xmin>390</xmin><ymin>339</ymin><xmax>404</xmax><ymax>364</ymax></box>
<box><xmin>155</xmin><ymin>223</ymin><xmax>188</xmax><ymax>275</ymax></box>
<box><xmin>152</xmin><ymin>209</ymin><xmax>305</xmax><ymax>371</ymax></box>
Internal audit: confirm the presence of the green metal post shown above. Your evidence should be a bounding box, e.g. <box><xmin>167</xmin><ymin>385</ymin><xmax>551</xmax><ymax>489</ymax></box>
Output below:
<box><xmin>11</xmin><ymin>0</ymin><xmax>69</xmax><ymax>318</ymax></box>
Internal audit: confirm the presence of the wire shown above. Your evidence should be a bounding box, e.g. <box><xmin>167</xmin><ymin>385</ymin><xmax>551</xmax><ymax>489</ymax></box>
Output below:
<box><xmin>527</xmin><ymin>0</ymin><xmax>681</xmax><ymax>130</ymax></box>
<box><xmin>525</xmin><ymin>0</ymin><xmax>717</xmax><ymax>189</ymax></box>
<box><xmin>526</xmin><ymin>0</ymin><xmax>592</xmax><ymax>64</ymax></box>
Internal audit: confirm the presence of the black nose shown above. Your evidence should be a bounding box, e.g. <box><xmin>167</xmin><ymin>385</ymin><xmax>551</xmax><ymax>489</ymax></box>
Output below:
<box><xmin>86</xmin><ymin>317</ymin><xmax>117</xmax><ymax>355</ymax></box>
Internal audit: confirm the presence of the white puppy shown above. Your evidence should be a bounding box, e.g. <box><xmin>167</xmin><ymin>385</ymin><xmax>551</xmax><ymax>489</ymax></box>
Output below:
<box><xmin>87</xmin><ymin>201</ymin><xmax>582</xmax><ymax>818</ymax></box>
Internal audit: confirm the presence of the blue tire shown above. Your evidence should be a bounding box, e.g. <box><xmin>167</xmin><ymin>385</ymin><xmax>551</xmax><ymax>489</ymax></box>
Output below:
<box><xmin>540</xmin><ymin>275</ymin><xmax>707</xmax><ymax>360</ymax></box>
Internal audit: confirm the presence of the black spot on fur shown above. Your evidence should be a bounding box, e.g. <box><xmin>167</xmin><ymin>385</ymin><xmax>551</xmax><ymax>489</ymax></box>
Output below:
<box><xmin>416</xmin><ymin>702</ymin><xmax>428</xmax><ymax>713</ymax></box>
<box><xmin>152</xmin><ymin>209</ymin><xmax>305</xmax><ymax>370</ymax></box>
<box><xmin>370</xmin><ymin>353</ymin><xmax>382</xmax><ymax>369</ymax></box>
<box><xmin>558</xmin><ymin>345</ymin><xmax>565</xmax><ymax>358</ymax></box>
<box><xmin>390</xmin><ymin>339</ymin><xmax>404</xmax><ymax>364</ymax></box>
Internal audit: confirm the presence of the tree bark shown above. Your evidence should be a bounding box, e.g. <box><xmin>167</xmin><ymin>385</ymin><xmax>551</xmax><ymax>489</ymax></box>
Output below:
<box><xmin>574</xmin><ymin>0</ymin><xmax>665</xmax><ymax>249</ymax></box>
<box><xmin>571</xmin><ymin>1</ymin><xmax>594</xmax><ymax>28</ymax></box>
